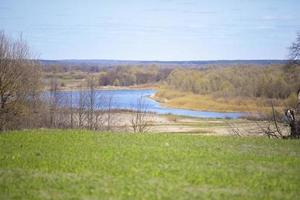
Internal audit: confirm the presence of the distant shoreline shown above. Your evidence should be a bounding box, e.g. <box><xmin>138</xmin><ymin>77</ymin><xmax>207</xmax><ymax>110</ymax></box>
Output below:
<box><xmin>40</xmin><ymin>59</ymin><xmax>288</xmax><ymax>67</ymax></box>
<box><xmin>43</xmin><ymin>84</ymin><xmax>158</xmax><ymax>92</ymax></box>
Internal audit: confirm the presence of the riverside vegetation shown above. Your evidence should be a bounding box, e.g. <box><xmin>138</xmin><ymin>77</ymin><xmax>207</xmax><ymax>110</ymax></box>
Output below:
<box><xmin>43</xmin><ymin>63</ymin><xmax>299</xmax><ymax>113</ymax></box>
<box><xmin>154</xmin><ymin>66</ymin><xmax>299</xmax><ymax>113</ymax></box>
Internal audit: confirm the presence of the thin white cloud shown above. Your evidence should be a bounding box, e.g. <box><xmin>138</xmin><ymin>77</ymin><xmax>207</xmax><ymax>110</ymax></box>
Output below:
<box><xmin>262</xmin><ymin>15</ymin><xmax>295</xmax><ymax>21</ymax></box>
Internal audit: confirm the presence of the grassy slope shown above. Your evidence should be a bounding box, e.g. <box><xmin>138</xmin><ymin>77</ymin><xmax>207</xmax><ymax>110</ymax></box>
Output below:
<box><xmin>153</xmin><ymin>88</ymin><xmax>285</xmax><ymax>113</ymax></box>
<box><xmin>1</xmin><ymin>130</ymin><xmax>300</xmax><ymax>199</ymax></box>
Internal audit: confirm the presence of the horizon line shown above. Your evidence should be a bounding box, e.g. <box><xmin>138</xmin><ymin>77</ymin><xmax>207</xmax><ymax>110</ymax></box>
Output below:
<box><xmin>38</xmin><ymin>58</ymin><xmax>288</xmax><ymax>62</ymax></box>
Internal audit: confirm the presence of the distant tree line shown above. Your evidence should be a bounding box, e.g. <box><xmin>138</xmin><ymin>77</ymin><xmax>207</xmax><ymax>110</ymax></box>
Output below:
<box><xmin>164</xmin><ymin>66</ymin><xmax>300</xmax><ymax>100</ymax></box>
<box><xmin>98</xmin><ymin>66</ymin><xmax>171</xmax><ymax>86</ymax></box>
<box><xmin>43</xmin><ymin>64</ymin><xmax>172</xmax><ymax>88</ymax></box>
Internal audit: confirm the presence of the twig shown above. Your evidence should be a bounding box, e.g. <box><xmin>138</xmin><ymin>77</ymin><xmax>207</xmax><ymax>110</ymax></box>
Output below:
<box><xmin>271</xmin><ymin>101</ymin><xmax>283</xmax><ymax>138</ymax></box>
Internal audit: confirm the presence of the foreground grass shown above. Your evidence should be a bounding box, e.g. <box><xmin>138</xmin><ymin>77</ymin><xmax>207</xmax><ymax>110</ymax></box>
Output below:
<box><xmin>1</xmin><ymin>130</ymin><xmax>300</xmax><ymax>199</ymax></box>
<box><xmin>153</xmin><ymin>88</ymin><xmax>285</xmax><ymax>113</ymax></box>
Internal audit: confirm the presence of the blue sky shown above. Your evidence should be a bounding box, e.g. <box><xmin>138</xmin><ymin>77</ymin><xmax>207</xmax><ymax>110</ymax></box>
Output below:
<box><xmin>0</xmin><ymin>0</ymin><xmax>299</xmax><ymax>60</ymax></box>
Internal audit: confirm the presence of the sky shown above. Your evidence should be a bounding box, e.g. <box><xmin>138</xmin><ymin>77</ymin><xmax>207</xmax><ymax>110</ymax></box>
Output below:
<box><xmin>0</xmin><ymin>0</ymin><xmax>300</xmax><ymax>60</ymax></box>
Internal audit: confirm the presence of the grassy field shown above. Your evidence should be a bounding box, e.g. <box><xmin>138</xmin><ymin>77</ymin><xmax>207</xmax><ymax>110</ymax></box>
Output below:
<box><xmin>1</xmin><ymin>130</ymin><xmax>300</xmax><ymax>199</ymax></box>
<box><xmin>153</xmin><ymin>87</ymin><xmax>286</xmax><ymax>113</ymax></box>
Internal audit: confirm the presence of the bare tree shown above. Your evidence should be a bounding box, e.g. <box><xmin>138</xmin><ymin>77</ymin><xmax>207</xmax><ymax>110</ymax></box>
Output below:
<box><xmin>130</xmin><ymin>97</ymin><xmax>151</xmax><ymax>133</ymax></box>
<box><xmin>0</xmin><ymin>31</ymin><xmax>41</xmax><ymax>131</ymax></box>
<box><xmin>49</xmin><ymin>72</ymin><xmax>59</xmax><ymax>128</ymax></box>
<box><xmin>69</xmin><ymin>91</ymin><xmax>74</xmax><ymax>128</ymax></box>
<box><xmin>288</xmin><ymin>32</ymin><xmax>300</xmax><ymax>66</ymax></box>
<box><xmin>228</xmin><ymin>95</ymin><xmax>300</xmax><ymax>139</ymax></box>
<box><xmin>285</xmin><ymin>89</ymin><xmax>300</xmax><ymax>138</ymax></box>
<box><xmin>78</xmin><ymin>85</ymin><xmax>87</xmax><ymax>128</ymax></box>
<box><xmin>87</xmin><ymin>75</ymin><xmax>97</xmax><ymax>129</ymax></box>
<box><xmin>283</xmin><ymin>32</ymin><xmax>300</xmax><ymax>138</ymax></box>
<box><xmin>97</xmin><ymin>94</ymin><xmax>116</xmax><ymax>131</ymax></box>
<box><xmin>59</xmin><ymin>90</ymin><xmax>75</xmax><ymax>129</ymax></box>
<box><xmin>93</xmin><ymin>94</ymin><xmax>105</xmax><ymax>130</ymax></box>
<box><xmin>105</xmin><ymin>95</ymin><xmax>114</xmax><ymax>131</ymax></box>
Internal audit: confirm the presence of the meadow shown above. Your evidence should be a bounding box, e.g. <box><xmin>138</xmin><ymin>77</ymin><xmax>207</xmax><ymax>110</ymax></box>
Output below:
<box><xmin>1</xmin><ymin>129</ymin><xmax>300</xmax><ymax>199</ymax></box>
<box><xmin>153</xmin><ymin>87</ymin><xmax>286</xmax><ymax>113</ymax></box>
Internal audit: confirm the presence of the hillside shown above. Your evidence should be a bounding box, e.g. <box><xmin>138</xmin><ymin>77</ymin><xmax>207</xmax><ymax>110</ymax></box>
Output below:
<box><xmin>1</xmin><ymin>130</ymin><xmax>300</xmax><ymax>199</ymax></box>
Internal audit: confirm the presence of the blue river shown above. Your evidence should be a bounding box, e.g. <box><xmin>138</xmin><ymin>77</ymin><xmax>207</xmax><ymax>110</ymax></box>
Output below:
<box><xmin>48</xmin><ymin>89</ymin><xmax>244</xmax><ymax>119</ymax></box>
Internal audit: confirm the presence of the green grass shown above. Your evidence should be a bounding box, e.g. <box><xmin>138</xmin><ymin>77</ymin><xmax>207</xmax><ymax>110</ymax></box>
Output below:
<box><xmin>1</xmin><ymin>129</ymin><xmax>300</xmax><ymax>199</ymax></box>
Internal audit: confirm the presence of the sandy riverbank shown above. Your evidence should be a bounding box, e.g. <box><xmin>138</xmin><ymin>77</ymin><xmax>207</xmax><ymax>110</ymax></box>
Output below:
<box><xmin>91</xmin><ymin>111</ymin><xmax>286</xmax><ymax>136</ymax></box>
